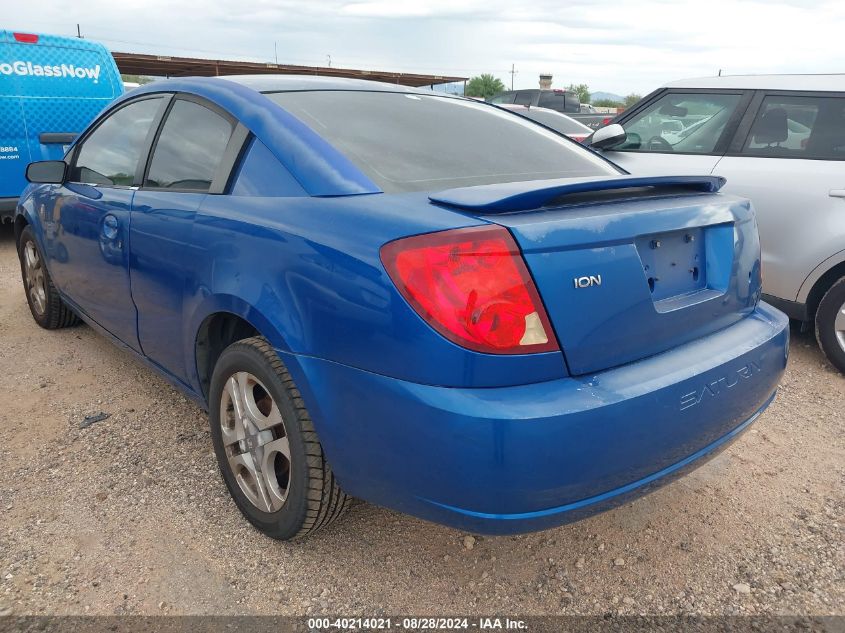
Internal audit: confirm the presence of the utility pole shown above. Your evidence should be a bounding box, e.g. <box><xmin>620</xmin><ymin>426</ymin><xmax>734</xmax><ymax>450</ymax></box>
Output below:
<box><xmin>76</xmin><ymin>23</ymin><xmax>82</xmax><ymax>39</ymax></box>
<box><xmin>327</xmin><ymin>54</ymin><xmax>332</xmax><ymax>68</ymax></box>
<box><xmin>274</xmin><ymin>42</ymin><xmax>278</xmax><ymax>65</ymax></box>
<box><xmin>509</xmin><ymin>63</ymin><xmax>517</xmax><ymax>90</ymax></box>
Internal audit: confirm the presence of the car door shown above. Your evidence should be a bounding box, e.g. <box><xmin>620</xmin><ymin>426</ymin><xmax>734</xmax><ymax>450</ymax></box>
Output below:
<box><xmin>129</xmin><ymin>96</ymin><xmax>239</xmax><ymax>382</ymax></box>
<box><xmin>713</xmin><ymin>91</ymin><xmax>845</xmax><ymax>304</ymax></box>
<box><xmin>601</xmin><ymin>90</ymin><xmax>751</xmax><ymax>176</ymax></box>
<box><xmin>45</xmin><ymin>95</ymin><xmax>168</xmax><ymax>351</ymax></box>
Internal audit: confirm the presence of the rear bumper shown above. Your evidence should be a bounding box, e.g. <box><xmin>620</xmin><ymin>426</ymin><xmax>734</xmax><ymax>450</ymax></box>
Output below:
<box><xmin>286</xmin><ymin>303</ymin><xmax>789</xmax><ymax>534</ymax></box>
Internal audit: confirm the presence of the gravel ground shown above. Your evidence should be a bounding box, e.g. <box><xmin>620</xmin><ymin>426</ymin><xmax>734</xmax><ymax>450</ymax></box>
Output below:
<box><xmin>0</xmin><ymin>222</ymin><xmax>842</xmax><ymax>618</ymax></box>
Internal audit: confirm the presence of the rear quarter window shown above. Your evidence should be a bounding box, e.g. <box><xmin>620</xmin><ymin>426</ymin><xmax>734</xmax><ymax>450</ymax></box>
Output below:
<box><xmin>267</xmin><ymin>91</ymin><xmax>619</xmax><ymax>193</ymax></box>
<box><xmin>231</xmin><ymin>137</ymin><xmax>306</xmax><ymax>197</ymax></box>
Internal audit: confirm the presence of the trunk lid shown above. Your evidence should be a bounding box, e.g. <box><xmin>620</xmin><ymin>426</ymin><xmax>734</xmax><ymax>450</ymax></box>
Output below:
<box><xmin>430</xmin><ymin>176</ymin><xmax>762</xmax><ymax>375</ymax></box>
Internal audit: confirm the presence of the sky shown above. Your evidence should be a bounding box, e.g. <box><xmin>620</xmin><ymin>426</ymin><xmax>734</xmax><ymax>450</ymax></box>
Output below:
<box><xmin>7</xmin><ymin>0</ymin><xmax>845</xmax><ymax>96</ymax></box>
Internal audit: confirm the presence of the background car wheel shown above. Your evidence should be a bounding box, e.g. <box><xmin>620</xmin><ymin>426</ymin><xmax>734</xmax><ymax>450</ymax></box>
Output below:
<box><xmin>209</xmin><ymin>336</ymin><xmax>351</xmax><ymax>540</ymax></box>
<box><xmin>17</xmin><ymin>226</ymin><xmax>79</xmax><ymax>330</ymax></box>
<box><xmin>815</xmin><ymin>276</ymin><xmax>845</xmax><ymax>374</ymax></box>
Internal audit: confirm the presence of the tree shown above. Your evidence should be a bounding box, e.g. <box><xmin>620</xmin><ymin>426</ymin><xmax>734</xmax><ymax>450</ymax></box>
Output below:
<box><xmin>624</xmin><ymin>93</ymin><xmax>642</xmax><ymax>107</ymax></box>
<box><xmin>567</xmin><ymin>83</ymin><xmax>590</xmax><ymax>104</ymax></box>
<box><xmin>466</xmin><ymin>74</ymin><xmax>506</xmax><ymax>99</ymax></box>
<box><xmin>120</xmin><ymin>74</ymin><xmax>155</xmax><ymax>85</ymax></box>
<box><xmin>592</xmin><ymin>98</ymin><xmax>622</xmax><ymax>108</ymax></box>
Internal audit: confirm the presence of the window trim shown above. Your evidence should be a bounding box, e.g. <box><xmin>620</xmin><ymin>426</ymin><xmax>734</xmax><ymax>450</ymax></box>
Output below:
<box><xmin>133</xmin><ymin>94</ymin><xmax>174</xmax><ymax>185</ymax></box>
<box><xmin>610</xmin><ymin>88</ymin><xmax>754</xmax><ymax>157</ymax></box>
<box><xmin>139</xmin><ymin>93</ymin><xmax>241</xmax><ymax>194</ymax></box>
<box><xmin>726</xmin><ymin>89</ymin><xmax>845</xmax><ymax>161</ymax></box>
<box><xmin>213</xmin><ymin>123</ymin><xmax>251</xmax><ymax>194</ymax></box>
<box><xmin>66</xmin><ymin>93</ymin><xmax>171</xmax><ymax>190</ymax></box>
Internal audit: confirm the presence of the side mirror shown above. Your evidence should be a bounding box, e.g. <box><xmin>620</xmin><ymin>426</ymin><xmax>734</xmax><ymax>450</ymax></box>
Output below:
<box><xmin>26</xmin><ymin>160</ymin><xmax>68</xmax><ymax>184</ymax></box>
<box><xmin>588</xmin><ymin>123</ymin><xmax>627</xmax><ymax>150</ymax></box>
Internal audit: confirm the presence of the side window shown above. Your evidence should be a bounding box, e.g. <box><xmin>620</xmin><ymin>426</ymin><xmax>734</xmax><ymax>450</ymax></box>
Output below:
<box><xmin>145</xmin><ymin>99</ymin><xmax>233</xmax><ymax>191</ymax></box>
<box><xmin>231</xmin><ymin>138</ymin><xmax>305</xmax><ymax>197</ymax></box>
<box><xmin>490</xmin><ymin>92</ymin><xmax>515</xmax><ymax>104</ymax></box>
<box><xmin>513</xmin><ymin>91</ymin><xmax>535</xmax><ymax>106</ymax></box>
<box><xmin>70</xmin><ymin>97</ymin><xmax>163</xmax><ymax>186</ymax></box>
<box><xmin>741</xmin><ymin>95</ymin><xmax>845</xmax><ymax>160</ymax></box>
<box><xmin>537</xmin><ymin>92</ymin><xmax>556</xmax><ymax>108</ymax></box>
<box><xmin>617</xmin><ymin>92</ymin><xmax>743</xmax><ymax>154</ymax></box>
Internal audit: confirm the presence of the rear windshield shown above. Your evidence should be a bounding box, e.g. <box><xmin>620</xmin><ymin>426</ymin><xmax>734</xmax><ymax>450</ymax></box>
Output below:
<box><xmin>517</xmin><ymin>109</ymin><xmax>589</xmax><ymax>135</ymax></box>
<box><xmin>537</xmin><ymin>91</ymin><xmax>579</xmax><ymax>112</ymax></box>
<box><xmin>266</xmin><ymin>91</ymin><xmax>618</xmax><ymax>193</ymax></box>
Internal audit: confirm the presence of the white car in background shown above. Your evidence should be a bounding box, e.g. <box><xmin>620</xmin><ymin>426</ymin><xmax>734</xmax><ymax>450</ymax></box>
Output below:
<box><xmin>589</xmin><ymin>74</ymin><xmax>845</xmax><ymax>373</ymax></box>
<box><xmin>499</xmin><ymin>104</ymin><xmax>594</xmax><ymax>143</ymax></box>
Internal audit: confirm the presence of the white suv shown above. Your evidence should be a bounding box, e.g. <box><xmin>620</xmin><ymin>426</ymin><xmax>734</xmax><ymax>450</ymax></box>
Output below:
<box><xmin>593</xmin><ymin>74</ymin><xmax>845</xmax><ymax>372</ymax></box>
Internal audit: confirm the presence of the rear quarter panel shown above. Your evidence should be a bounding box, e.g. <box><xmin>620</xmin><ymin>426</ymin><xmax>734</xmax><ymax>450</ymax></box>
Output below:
<box><xmin>183</xmin><ymin>192</ymin><xmax>568</xmax><ymax>393</ymax></box>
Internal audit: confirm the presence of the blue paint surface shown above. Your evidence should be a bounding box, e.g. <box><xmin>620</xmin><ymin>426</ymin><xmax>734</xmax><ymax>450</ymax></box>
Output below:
<box><xmin>429</xmin><ymin>174</ymin><xmax>725</xmax><ymax>212</ymax></box>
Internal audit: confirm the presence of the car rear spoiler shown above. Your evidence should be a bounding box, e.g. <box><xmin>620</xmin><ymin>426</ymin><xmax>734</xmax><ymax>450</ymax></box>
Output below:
<box><xmin>429</xmin><ymin>175</ymin><xmax>726</xmax><ymax>214</ymax></box>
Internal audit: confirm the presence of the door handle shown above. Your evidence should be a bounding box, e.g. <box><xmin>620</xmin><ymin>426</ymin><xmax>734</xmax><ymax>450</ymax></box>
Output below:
<box><xmin>829</xmin><ymin>189</ymin><xmax>845</xmax><ymax>198</ymax></box>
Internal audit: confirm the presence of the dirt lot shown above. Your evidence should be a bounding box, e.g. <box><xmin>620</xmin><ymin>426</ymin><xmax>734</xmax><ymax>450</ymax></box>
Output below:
<box><xmin>0</xmin><ymin>222</ymin><xmax>842</xmax><ymax>618</ymax></box>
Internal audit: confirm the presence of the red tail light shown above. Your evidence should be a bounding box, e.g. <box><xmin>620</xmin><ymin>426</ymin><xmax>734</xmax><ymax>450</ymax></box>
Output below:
<box><xmin>601</xmin><ymin>117</ymin><xmax>613</xmax><ymax>126</ymax></box>
<box><xmin>381</xmin><ymin>226</ymin><xmax>559</xmax><ymax>354</ymax></box>
<box><xmin>13</xmin><ymin>32</ymin><xmax>39</xmax><ymax>44</ymax></box>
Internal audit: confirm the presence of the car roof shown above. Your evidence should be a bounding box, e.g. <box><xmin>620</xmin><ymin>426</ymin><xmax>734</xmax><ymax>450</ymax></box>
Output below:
<box><xmin>217</xmin><ymin>74</ymin><xmax>439</xmax><ymax>95</ymax></box>
<box><xmin>121</xmin><ymin>74</ymin><xmax>478</xmax><ymax>198</ymax></box>
<box><xmin>664</xmin><ymin>74</ymin><xmax>845</xmax><ymax>92</ymax></box>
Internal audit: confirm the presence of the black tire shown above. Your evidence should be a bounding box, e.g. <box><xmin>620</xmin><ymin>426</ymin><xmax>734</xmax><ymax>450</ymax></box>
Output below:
<box><xmin>208</xmin><ymin>336</ymin><xmax>351</xmax><ymax>540</ymax></box>
<box><xmin>17</xmin><ymin>225</ymin><xmax>79</xmax><ymax>330</ymax></box>
<box><xmin>815</xmin><ymin>276</ymin><xmax>845</xmax><ymax>374</ymax></box>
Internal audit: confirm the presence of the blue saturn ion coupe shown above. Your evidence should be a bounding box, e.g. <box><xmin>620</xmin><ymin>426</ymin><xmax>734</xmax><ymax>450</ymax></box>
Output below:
<box><xmin>15</xmin><ymin>75</ymin><xmax>789</xmax><ymax>540</ymax></box>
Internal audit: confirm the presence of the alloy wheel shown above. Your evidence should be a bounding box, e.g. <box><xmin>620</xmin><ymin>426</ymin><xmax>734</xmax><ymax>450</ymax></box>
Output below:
<box><xmin>23</xmin><ymin>241</ymin><xmax>47</xmax><ymax>316</ymax></box>
<box><xmin>835</xmin><ymin>298</ymin><xmax>845</xmax><ymax>354</ymax></box>
<box><xmin>219</xmin><ymin>371</ymin><xmax>291</xmax><ymax>512</ymax></box>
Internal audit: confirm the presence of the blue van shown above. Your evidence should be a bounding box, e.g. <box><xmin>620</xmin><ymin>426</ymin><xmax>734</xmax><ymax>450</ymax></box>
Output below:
<box><xmin>0</xmin><ymin>31</ymin><xmax>122</xmax><ymax>222</ymax></box>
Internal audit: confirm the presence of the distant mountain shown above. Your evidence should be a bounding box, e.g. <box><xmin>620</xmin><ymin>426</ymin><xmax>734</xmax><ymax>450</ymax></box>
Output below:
<box><xmin>591</xmin><ymin>91</ymin><xmax>624</xmax><ymax>103</ymax></box>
